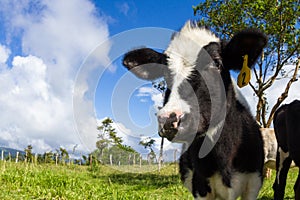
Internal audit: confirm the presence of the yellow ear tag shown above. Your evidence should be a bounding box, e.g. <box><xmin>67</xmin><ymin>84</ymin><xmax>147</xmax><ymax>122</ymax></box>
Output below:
<box><xmin>237</xmin><ymin>54</ymin><xmax>251</xmax><ymax>88</ymax></box>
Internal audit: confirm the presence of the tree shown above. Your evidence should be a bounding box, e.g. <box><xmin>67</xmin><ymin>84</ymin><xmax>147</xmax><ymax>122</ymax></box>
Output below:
<box><xmin>43</xmin><ymin>151</ymin><xmax>54</xmax><ymax>164</ymax></box>
<box><xmin>139</xmin><ymin>137</ymin><xmax>157</xmax><ymax>164</ymax></box>
<box><xmin>96</xmin><ymin>118</ymin><xmax>123</xmax><ymax>162</ymax></box>
<box><xmin>24</xmin><ymin>144</ymin><xmax>33</xmax><ymax>163</ymax></box>
<box><xmin>56</xmin><ymin>147</ymin><xmax>69</xmax><ymax>164</ymax></box>
<box><xmin>193</xmin><ymin>0</ymin><xmax>300</xmax><ymax>127</ymax></box>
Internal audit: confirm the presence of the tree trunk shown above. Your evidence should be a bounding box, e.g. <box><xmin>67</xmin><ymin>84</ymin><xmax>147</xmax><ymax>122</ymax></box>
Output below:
<box><xmin>158</xmin><ymin>137</ymin><xmax>164</xmax><ymax>172</ymax></box>
<box><xmin>128</xmin><ymin>154</ymin><xmax>131</xmax><ymax>165</ymax></box>
<box><xmin>266</xmin><ymin>59</ymin><xmax>300</xmax><ymax>127</ymax></box>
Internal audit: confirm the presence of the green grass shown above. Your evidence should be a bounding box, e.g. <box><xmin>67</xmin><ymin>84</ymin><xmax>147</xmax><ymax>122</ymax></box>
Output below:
<box><xmin>0</xmin><ymin>161</ymin><xmax>298</xmax><ymax>199</ymax></box>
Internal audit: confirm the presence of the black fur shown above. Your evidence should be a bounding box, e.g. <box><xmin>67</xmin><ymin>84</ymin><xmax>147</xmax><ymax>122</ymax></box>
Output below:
<box><xmin>222</xmin><ymin>29</ymin><xmax>267</xmax><ymax>71</ymax></box>
<box><xmin>123</xmin><ymin>48</ymin><xmax>167</xmax><ymax>80</ymax></box>
<box><xmin>123</xmin><ymin>24</ymin><xmax>267</xmax><ymax>199</ymax></box>
<box><xmin>273</xmin><ymin>100</ymin><xmax>300</xmax><ymax>200</ymax></box>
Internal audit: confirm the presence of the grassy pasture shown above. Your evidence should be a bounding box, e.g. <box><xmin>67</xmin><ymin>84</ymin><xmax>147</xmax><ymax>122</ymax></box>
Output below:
<box><xmin>0</xmin><ymin>161</ymin><xmax>298</xmax><ymax>199</ymax></box>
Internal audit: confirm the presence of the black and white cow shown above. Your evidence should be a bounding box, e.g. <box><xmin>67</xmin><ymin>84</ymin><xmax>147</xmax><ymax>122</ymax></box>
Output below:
<box><xmin>123</xmin><ymin>21</ymin><xmax>267</xmax><ymax>199</ymax></box>
<box><xmin>273</xmin><ymin>100</ymin><xmax>300</xmax><ymax>200</ymax></box>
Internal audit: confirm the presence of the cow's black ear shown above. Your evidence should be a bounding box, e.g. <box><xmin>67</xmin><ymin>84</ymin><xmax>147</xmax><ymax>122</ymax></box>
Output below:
<box><xmin>123</xmin><ymin>48</ymin><xmax>167</xmax><ymax>80</ymax></box>
<box><xmin>222</xmin><ymin>29</ymin><xmax>267</xmax><ymax>71</ymax></box>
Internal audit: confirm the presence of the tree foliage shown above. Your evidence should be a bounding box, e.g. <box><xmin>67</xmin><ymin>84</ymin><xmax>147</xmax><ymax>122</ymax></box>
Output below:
<box><xmin>43</xmin><ymin>151</ymin><xmax>54</xmax><ymax>164</ymax></box>
<box><xmin>139</xmin><ymin>137</ymin><xmax>156</xmax><ymax>152</ymax></box>
<box><xmin>24</xmin><ymin>144</ymin><xmax>33</xmax><ymax>163</ymax></box>
<box><xmin>97</xmin><ymin>118</ymin><xmax>123</xmax><ymax>147</ymax></box>
<box><xmin>96</xmin><ymin>118</ymin><xmax>137</xmax><ymax>163</ymax></box>
<box><xmin>193</xmin><ymin>0</ymin><xmax>300</xmax><ymax>127</ymax></box>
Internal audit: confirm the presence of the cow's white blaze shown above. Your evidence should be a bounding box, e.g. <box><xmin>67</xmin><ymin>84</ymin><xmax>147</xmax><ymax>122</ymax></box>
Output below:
<box><xmin>277</xmin><ymin>147</ymin><xmax>290</xmax><ymax>184</ymax></box>
<box><xmin>158</xmin><ymin>21</ymin><xmax>220</xmax><ymax>117</ymax></box>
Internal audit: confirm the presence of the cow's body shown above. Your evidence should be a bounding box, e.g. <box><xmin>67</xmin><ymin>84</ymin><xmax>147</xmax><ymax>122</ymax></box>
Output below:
<box><xmin>123</xmin><ymin>21</ymin><xmax>267</xmax><ymax>199</ymax></box>
<box><xmin>273</xmin><ymin>100</ymin><xmax>300</xmax><ymax>200</ymax></box>
<box><xmin>261</xmin><ymin>128</ymin><xmax>277</xmax><ymax>178</ymax></box>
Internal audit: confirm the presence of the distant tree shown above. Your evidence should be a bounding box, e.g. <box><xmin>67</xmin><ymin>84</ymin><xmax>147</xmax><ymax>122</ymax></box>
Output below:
<box><xmin>24</xmin><ymin>145</ymin><xmax>33</xmax><ymax>163</ymax></box>
<box><xmin>43</xmin><ymin>151</ymin><xmax>54</xmax><ymax>163</ymax></box>
<box><xmin>96</xmin><ymin>139</ymin><xmax>109</xmax><ymax>161</ymax></box>
<box><xmin>37</xmin><ymin>154</ymin><xmax>45</xmax><ymax>164</ymax></box>
<box><xmin>82</xmin><ymin>155</ymin><xmax>88</xmax><ymax>165</ymax></box>
<box><xmin>99</xmin><ymin>118</ymin><xmax>123</xmax><ymax>145</ymax></box>
<box><xmin>193</xmin><ymin>0</ymin><xmax>300</xmax><ymax>127</ymax></box>
<box><xmin>139</xmin><ymin>137</ymin><xmax>157</xmax><ymax>164</ymax></box>
<box><xmin>139</xmin><ymin>137</ymin><xmax>156</xmax><ymax>151</ymax></box>
<box><xmin>58</xmin><ymin>147</ymin><xmax>69</xmax><ymax>164</ymax></box>
<box><xmin>96</xmin><ymin>118</ymin><xmax>123</xmax><ymax>162</ymax></box>
<box><xmin>152</xmin><ymin>79</ymin><xmax>167</xmax><ymax>93</ymax></box>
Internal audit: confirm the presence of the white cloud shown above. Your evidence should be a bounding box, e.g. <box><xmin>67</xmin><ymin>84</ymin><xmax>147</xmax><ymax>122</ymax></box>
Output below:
<box><xmin>0</xmin><ymin>0</ymin><xmax>111</xmax><ymax>153</ymax></box>
<box><xmin>0</xmin><ymin>44</ymin><xmax>10</xmax><ymax>64</ymax></box>
<box><xmin>116</xmin><ymin>2</ymin><xmax>130</xmax><ymax>16</ymax></box>
<box><xmin>136</xmin><ymin>86</ymin><xmax>163</xmax><ymax>109</ymax></box>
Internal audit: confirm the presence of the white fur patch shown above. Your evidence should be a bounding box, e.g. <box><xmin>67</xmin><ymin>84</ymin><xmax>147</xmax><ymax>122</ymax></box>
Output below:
<box><xmin>157</xmin><ymin>74</ymin><xmax>191</xmax><ymax>116</ymax></box>
<box><xmin>209</xmin><ymin>173</ymin><xmax>235</xmax><ymax>200</ymax></box>
<box><xmin>209</xmin><ymin>172</ymin><xmax>261</xmax><ymax>200</ymax></box>
<box><xmin>184</xmin><ymin>171</ymin><xmax>261</xmax><ymax>200</ymax></box>
<box><xmin>238</xmin><ymin>172</ymin><xmax>262</xmax><ymax>200</ymax></box>
<box><xmin>277</xmin><ymin>147</ymin><xmax>290</xmax><ymax>184</ymax></box>
<box><xmin>159</xmin><ymin>21</ymin><xmax>220</xmax><ymax>117</ymax></box>
<box><xmin>165</xmin><ymin>21</ymin><xmax>220</xmax><ymax>80</ymax></box>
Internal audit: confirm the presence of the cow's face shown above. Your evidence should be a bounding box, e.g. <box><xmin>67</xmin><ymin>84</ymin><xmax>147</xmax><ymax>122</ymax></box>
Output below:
<box><xmin>123</xmin><ymin>22</ymin><xmax>267</xmax><ymax>142</ymax></box>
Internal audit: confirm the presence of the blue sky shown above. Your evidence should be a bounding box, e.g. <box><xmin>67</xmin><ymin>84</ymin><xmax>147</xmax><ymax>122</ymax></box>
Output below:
<box><xmin>0</xmin><ymin>0</ymin><xmax>200</xmax><ymax>155</ymax></box>
<box><xmin>0</xmin><ymin>0</ymin><xmax>299</xmax><ymax>157</ymax></box>
<box><xmin>92</xmin><ymin>0</ymin><xmax>201</xmax><ymax>155</ymax></box>
<box><xmin>94</xmin><ymin>0</ymin><xmax>199</xmax><ymax>120</ymax></box>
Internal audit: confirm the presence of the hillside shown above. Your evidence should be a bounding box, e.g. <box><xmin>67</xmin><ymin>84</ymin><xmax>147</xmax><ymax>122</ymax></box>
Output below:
<box><xmin>0</xmin><ymin>147</ymin><xmax>25</xmax><ymax>158</ymax></box>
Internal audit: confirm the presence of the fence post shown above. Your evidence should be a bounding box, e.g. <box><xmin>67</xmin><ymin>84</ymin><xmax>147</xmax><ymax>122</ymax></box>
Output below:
<box><xmin>158</xmin><ymin>156</ymin><xmax>163</xmax><ymax>173</ymax></box>
<box><xmin>139</xmin><ymin>155</ymin><xmax>142</xmax><ymax>168</ymax></box>
<box><xmin>15</xmin><ymin>152</ymin><xmax>19</xmax><ymax>163</ymax></box>
<box><xmin>133</xmin><ymin>154</ymin><xmax>136</xmax><ymax>166</ymax></box>
<box><xmin>34</xmin><ymin>153</ymin><xmax>38</xmax><ymax>165</ymax></box>
<box><xmin>1</xmin><ymin>150</ymin><xmax>3</xmax><ymax>161</ymax></box>
<box><xmin>55</xmin><ymin>153</ymin><xmax>58</xmax><ymax>165</ymax></box>
<box><xmin>110</xmin><ymin>154</ymin><xmax>113</xmax><ymax>166</ymax></box>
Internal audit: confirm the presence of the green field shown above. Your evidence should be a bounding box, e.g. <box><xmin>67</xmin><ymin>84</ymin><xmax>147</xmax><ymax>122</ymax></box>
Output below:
<box><xmin>0</xmin><ymin>161</ymin><xmax>298</xmax><ymax>199</ymax></box>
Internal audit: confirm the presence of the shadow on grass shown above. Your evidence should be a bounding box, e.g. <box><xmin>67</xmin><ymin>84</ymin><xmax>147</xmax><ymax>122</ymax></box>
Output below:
<box><xmin>104</xmin><ymin>173</ymin><xmax>181</xmax><ymax>189</ymax></box>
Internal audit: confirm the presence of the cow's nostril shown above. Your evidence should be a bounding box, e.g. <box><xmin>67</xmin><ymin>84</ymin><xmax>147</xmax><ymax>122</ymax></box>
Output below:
<box><xmin>169</xmin><ymin>112</ymin><xmax>177</xmax><ymax>118</ymax></box>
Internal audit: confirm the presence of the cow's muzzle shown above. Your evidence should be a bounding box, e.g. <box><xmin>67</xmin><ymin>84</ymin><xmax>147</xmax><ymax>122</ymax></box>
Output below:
<box><xmin>158</xmin><ymin>112</ymin><xmax>186</xmax><ymax>141</ymax></box>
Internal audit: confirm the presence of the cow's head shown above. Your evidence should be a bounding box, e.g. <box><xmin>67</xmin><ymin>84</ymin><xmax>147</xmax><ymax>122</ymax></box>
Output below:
<box><xmin>123</xmin><ymin>22</ymin><xmax>267</xmax><ymax>142</ymax></box>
